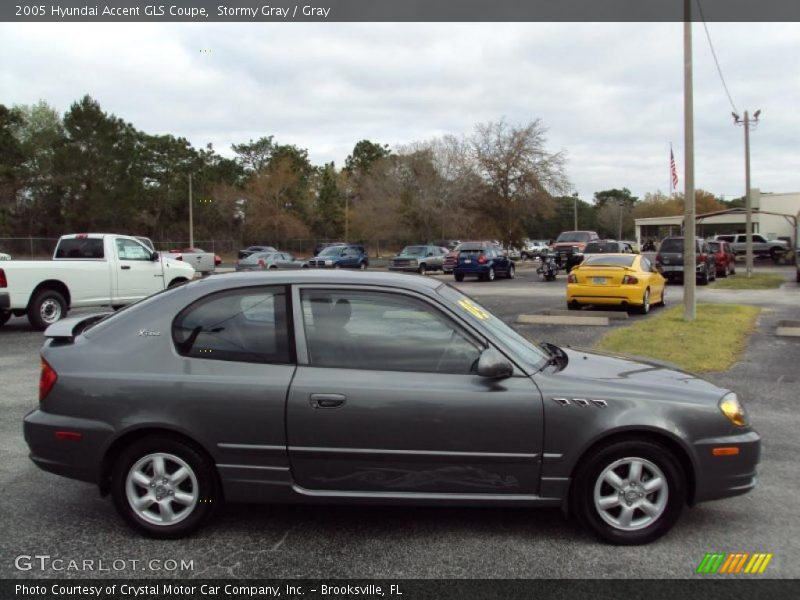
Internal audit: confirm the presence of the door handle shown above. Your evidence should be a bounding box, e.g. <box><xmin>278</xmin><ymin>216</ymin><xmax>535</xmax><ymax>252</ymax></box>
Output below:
<box><xmin>309</xmin><ymin>393</ymin><xmax>346</xmax><ymax>408</ymax></box>
<box><xmin>121</xmin><ymin>265</ymin><xmax>131</xmax><ymax>270</ymax></box>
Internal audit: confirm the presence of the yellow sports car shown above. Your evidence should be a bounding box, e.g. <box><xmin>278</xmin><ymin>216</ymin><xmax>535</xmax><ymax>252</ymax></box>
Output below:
<box><xmin>566</xmin><ymin>254</ymin><xmax>666</xmax><ymax>314</ymax></box>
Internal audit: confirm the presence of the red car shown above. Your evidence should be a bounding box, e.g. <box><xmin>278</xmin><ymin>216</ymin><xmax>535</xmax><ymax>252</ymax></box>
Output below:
<box><xmin>708</xmin><ymin>240</ymin><xmax>736</xmax><ymax>277</ymax></box>
<box><xmin>442</xmin><ymin>243</ymin><xmax>464</xmax><ymax>274</ymax></box>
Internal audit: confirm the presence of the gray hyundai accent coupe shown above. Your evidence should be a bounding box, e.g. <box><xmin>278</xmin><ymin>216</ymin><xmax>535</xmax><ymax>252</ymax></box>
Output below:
<box><xmin>23</xmin><ymin>271</ymin><xmax>760</xmax><ymax>544</ymax></box>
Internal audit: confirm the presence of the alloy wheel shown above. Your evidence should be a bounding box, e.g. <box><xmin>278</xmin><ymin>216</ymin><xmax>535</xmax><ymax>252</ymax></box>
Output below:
<box><xmin>125</xmin><ymin>453</ymin><xmax>199</xmax><ymax>526</ymax></box>
<box><xmin>593</xmin><ymin>457</ymin><xmax>668</xmax><ymax>532</ymax></box>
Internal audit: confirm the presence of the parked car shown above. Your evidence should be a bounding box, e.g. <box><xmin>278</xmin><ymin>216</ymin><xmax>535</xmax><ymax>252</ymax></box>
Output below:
<box><xmin>23</xmin><ymin>270</ymin><xmax>760</xmax><ymax>543</ymax></box>
<box><xmin>236</xmin><ymin>251</ymin><xmax>308</xmax><ymax>271</ymax></box>
<box><xmin>621</xmin><ymin>240</ymin><xmax>641</xmax><ymax>253</ymax></box>
<box><xmin>505</xmin><ymin>247</ymin><xmax>522</xmax><ymax>261</ymax></box>
<box><xmin>0</xmin><ymin>234</ymin><xmax>194</xmax><ymax>330</ymax></box>
<box><xmin>442</xmin><ymin>243</ymin><xmax>465</xmax><ymax>274</ymax></box>
<box><xmin>307</xmin><ymin>244</ymin><xmax>369</xmax><ymax>269</ymax></box>
<box><xmin>655</xmin><ymin>237</ymin><xmax>717</xmax><ymax>285</ymax></box>
<box><xmin>552</xmin><ymin>230</ymin><xmax>600</xmax><ymax>271</ymax></box>
<box><xmin>165</xmin><ymin>248</ymin><xmax>219</xmax><ymax>274</ymax></box>
<box><xmin>389</xmin><ymin>245</ymin><xmax>448</xmax><ymax>274</ymax></box>
<box><xmin>707</xmin><ymin>240</ymin><xmax>736</xmax><ymax>278</ymax></box>
<box><xmin>567</xmin><ymin>254</ymin><xmax>666</xmax><ymax>314</ymax></box>
<box><xmin>453</xmin><ymin>242</ymin><xmax>515</xmax><ymax>282</ymax></box>
<box><xmin>713</xmin><ymin>234</ymin><xmax>789</xmax><ymax>262</ymax></box>
<box><xmin>569</xmin><ymin>240</ymin><xmax>635</xmax><ymax>270</ymax></box>
<box><xmin>312</xmin><ymin>241</ymin><xmax>347</xmax><ymax>257</ymax></box>
<box><xmin>521</xmin><ymin>240</ymin><xmax>549</xmax><ymax>260</ymax></box>
<box><xmin>238</xmin><ymin>245</ymin><xmax>277</xmax><ymax>260</ymax></box>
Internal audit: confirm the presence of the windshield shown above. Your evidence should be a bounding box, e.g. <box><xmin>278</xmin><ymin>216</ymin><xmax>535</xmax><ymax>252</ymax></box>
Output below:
<box><xmin>583</xmin><ymin>255</ymin><xmax>636</xmax><ymax>267</ymax></box>
<box><xmin>242</xmin><ymin>252</ymin><xmax>275</xmax><ymax>263</ymax></box>
<box><xmin>319</xmin><ymin>246</ymin><xmax>345</xmax><ymax>256</ymax></box>
<box><xmin>708</xmin><ymin>242</ymin><xmax>720</xmax><ymax>252</ymax></box>
<box><xmin>556</xmin><ymin>232</ymin><xmax>590</xmax><ymax>243</ymax></box>
<box><xmin>659</xmin><ymin>238</ymin><xmax>683</xmax><ymax>252</ymax></box>
<box><xmin>585</xmin><ymin>242</ymin><xmax>619</xmax><ymax>253</ymax></box>
<box><xmin>437</xmin><ymin>284</ymin><xmax>548</xmax><ymax>371</ymax></box>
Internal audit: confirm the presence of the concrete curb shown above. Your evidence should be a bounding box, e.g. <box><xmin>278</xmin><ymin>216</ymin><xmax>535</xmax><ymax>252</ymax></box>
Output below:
<box><xmin>776</xmin><ymin>320</ymin><xmax>800</xmax><ymax>337</ymax></box>
<box><xmin>516</xmin><ymin>314</ymin><xmax>610</xmax><ymax>327</ymax></box>
<box><xmin>542</xmin><ymin>309</ymin><xmax>629</xmax><ymax>320</ymax></box>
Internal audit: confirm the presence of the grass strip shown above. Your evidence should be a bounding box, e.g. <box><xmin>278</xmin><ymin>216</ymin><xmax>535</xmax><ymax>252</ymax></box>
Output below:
<box><xmin>711</xmin><ymin>273</ymin><xmax>786</xmax><ymax>289</ymax></box>
<box><xmin>595</xmin><ymin>303</ymin><xmax>760</xmax><ymax>373</ymax></box>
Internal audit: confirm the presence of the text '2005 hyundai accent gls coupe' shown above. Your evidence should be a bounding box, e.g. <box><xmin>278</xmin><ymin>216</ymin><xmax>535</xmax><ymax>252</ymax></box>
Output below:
<box><xmin>23</xmin><ymin>271</ymin><xmax>760</xmax><ymax>544</ymax></box>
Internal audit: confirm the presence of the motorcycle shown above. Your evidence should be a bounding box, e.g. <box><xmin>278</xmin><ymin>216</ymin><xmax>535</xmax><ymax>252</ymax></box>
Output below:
<box><xmin>536</xmin><ymin>251</ymin><xmax>559</xmax><ymax>281</ymax></box>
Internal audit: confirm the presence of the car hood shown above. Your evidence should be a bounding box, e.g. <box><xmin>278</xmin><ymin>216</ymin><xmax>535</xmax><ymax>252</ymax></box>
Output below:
<box><xmin>553</xmin><ymin>346</ymin><xmax>727</xmax><ymax>405</ymax></box>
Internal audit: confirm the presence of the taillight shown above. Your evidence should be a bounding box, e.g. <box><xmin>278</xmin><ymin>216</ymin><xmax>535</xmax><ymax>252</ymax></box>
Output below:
<box><xmin>478</xmin><ymin>255</ymin><xmax>487</xmax><ymax>264</ymax></box>
<box><xmin>567</xmin><ymin>273</ymin><xmax>577</xmax><ymax>283</ymax></box>
<box><xmin>39</xmin><ymin>358</ymin><xmax>57</xmax><ymax>401</ymax></box>
<box><xmin>0</xmin><ymin>268</ymin><xmax>6</xmax><ymax>288</ymax></box>
<box><xmin>622</xmin><ymin>275</ymin><xmax>639</xmax><ymax>284</ymax></box>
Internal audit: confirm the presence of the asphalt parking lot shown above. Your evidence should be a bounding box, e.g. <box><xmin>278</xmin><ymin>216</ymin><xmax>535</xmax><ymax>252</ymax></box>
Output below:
<box><xmin>1</xmin><ymin>266</ymin><xmax>799</xmax><ymax>579</ymax></box>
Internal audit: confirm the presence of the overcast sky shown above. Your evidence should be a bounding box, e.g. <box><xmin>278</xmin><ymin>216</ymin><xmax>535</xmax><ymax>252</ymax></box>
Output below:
<box><xmin>1</xmin><ymin>22</ymin><xmax>798</xmax><ymax>201</ymax></box>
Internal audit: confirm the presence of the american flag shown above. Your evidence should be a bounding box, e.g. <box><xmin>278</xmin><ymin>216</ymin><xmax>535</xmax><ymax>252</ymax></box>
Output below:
<box><xmin>670</xmin><ymin>147</ymin><xmax>679</xmax><ymax>191</ymax></box>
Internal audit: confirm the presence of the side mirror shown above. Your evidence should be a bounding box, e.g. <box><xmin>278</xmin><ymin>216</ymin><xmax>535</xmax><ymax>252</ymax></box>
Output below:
<box><xmin>477</xmin><ymin>348</ymin><xmax>513</xmax><ymax>379</ymax></box>
<box><xmin>151</xmin><ymin>251</ymin><xmax>160</xmax><ymax>261</ymax></box>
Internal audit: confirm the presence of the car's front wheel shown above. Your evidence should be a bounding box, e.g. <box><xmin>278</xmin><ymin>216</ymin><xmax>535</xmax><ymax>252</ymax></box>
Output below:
<box><xmin>506</xmin><ymin>264</ymin><xmax>515</xmax><ymax>279</ymax></box>
<box><xmin>571</xmin><ymin>439</ymin><xmax>685</xmax><ymax>545</ymax></box>
<box><xmin>111</xmin><ymin>436</ymin><xmax>219</xmax><ymax>539</ymax></box>
<box><xmin>454</xmin><ymin>273</ymin><xmax>464</xmax><ymax>282</ymax></box>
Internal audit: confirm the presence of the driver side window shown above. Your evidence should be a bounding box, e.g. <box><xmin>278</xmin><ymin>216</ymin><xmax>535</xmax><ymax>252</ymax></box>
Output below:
<box><xmin>300</xmin><ymin>290</ymin><xmax>481</xmax><ymax>374</ymax></box>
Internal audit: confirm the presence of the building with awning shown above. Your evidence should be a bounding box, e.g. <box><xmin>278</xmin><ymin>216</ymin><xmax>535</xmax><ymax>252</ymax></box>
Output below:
<box><xmin>635</xmin><ymin>189</ymin><xmax>800</xmax><ymax>247</ymax></box>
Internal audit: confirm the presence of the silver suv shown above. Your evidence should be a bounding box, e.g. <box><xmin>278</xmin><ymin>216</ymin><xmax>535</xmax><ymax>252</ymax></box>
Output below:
<box><xmin>714</xmin><ymin>234</ymin><xmax>788</xmax><ymax>262</ymax></box>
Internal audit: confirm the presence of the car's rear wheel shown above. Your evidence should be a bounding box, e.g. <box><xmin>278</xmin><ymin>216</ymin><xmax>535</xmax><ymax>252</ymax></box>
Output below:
<box><xmin>28</xmin><ymin>289</ymin><xmax>67</xmax><ymax>331</ymax></box>
<box><xmin>359</xmin><ymin>262</ymin><xmax>367</xmax><ymax>270</ymax></box>
<box><xmin>111</xmin><ymin>436</ymin><xmax>219</xmax><ymax>539</ymax></box>
<box><xmin>506</xmin><ymin>264</ymin><xmax>515</xmax><ymax>279</ymax></box>
<box><xmin>454</xmin><ymin>273</ymin><xmax>464</xmax><ymax>282</ymax></box>
<box><xmin>567</xmin><ymin>301</ymin><xmax>580</xmax><ymax>311</ymax></box>
<box><xmin>634</xmin><ymin>288</ymin><xmax>650</xmax><ymax>314</ymax></box>
<box><xmin>698</xmin><ymin>268</ymin><xmax>709</xmax><ymax>285</ymax></box>
<box><xmin>770</xmin><ymin>247</ymin><xmax>782</xmax><ymax>263</ymax></box>
<box><xmin>487</xmin><ymin>267</ymin><xmax>496</xmax><ymax>282</ymax></box>
<box><xmin>571</xmin><ymin>440</ymin><xmax>685</xmax><ymax>545</ymax></box>
<box><xmin>0</xmin><ymin>311</ymin><xmax>10</xmax><ymax>327</ymax></box>
<box><xmin>721</xmin><ymin>263</ymin><xmax>729</xmax><ymax>277</ymax></box>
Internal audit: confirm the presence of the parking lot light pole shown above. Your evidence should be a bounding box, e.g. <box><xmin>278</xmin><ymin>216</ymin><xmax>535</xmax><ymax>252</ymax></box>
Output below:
<box><xmin>573</xmin><ymin>192</ymin><xmax>579</xmax><ymax>230</ymax></box>
<box><xmin>188</xmin><ymin>173</ymin><xmax>194</xmax><ymax>249</ymax></box>
<box><xmin>733</xmin><ymin>110</ymin><xmax>760</xmax><ymax>278</ymax></box>
<box><xmin>683</xmin><ymin>1</ymin><xmax>696</xmax><ymax>321</ymax></box>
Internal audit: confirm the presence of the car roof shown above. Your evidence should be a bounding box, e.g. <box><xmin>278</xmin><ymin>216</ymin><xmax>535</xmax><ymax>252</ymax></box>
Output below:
<box><xmin>191</xmin><ymin>270</ymin><xmax>443</xmax><ymax>292</ymax></box>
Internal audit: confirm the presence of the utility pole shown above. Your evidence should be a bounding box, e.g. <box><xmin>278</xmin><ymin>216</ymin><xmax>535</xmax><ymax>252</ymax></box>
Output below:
<box><xmin>683</xmin><ymin>0</ymin><xmax>696</xmax><ymax>321</ymax></box>
<box><xmin>188</xmin><ymin>173</ymin><xmax>194</xmax><ymax>248</ymax></box>
<box><xmin>344</xmin><ymin>195</ymin><xmax>349</xmax><ymax>241</ymax></box>
<box><xmin>733</xmin><ymin>110</ymin><xmax>760</xmax><ymax>278</ymax></box>
<box><xmin>573</xmin><ymin>192</ymin><xmax>579</xmax><ymax>230</ymax></box>
<box><xmin>617</xmin><ymin>200</ymin><xmax>623</xmax><ymax>240</ymax></box>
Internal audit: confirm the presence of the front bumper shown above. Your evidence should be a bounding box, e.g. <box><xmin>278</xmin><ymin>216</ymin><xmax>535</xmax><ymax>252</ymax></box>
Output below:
<box><xmin>23</xmin><ymin>409</ymin><xmax>114</xmax><ymax>485</ymax></box>
<box><xmin>0</xmin><ymin>292</ymin><xmax>9</xmax><ymax>310</ymax></box>
<box><xmin>692</xmin><ymin>429</ymin><xmax>761</xmax><ymax>503</ymax></box>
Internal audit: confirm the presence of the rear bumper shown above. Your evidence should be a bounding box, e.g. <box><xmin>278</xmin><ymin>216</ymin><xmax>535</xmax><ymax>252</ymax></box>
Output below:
<box><xmin>0</xmin><ymin>292</ymin><xmax>9</xmax><ymax>310</ymax></box>
<box><xmin>567</xmin><ymin>285</ymin><xmax>644</xmax><ymax>306</ymax></box>
<box><xmin>454</xmin><ymin>265</ymin><xmax>491</xmax><ymax>275</ymax></box>
<box><xmin>23</xmin><ymin>409</ymin><xmax>114</xmax><ymax>485</ymax></box>
<box><xmin>692</xmin><ymin>429</ymin><xmax>761</xmax><ymax>503</ymax></box>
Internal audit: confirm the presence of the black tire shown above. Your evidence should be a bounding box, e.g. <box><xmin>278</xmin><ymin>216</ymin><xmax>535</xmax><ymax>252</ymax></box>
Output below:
<box><xmin>635</xmin><ymin>288</ymin><xmax>651</xmax><ymax>315</ymax></box>
<box><xmin>720</xmin><ymin>263</ymin><xmax>729</xmax><ymax>278</ymax></box>
<box><xmin>769</xmin><ymin>247</ymin><xmax>782</xmax><ymax>263</ymax></box>
<box><xmin>656</xmin><ymin>287</ymin><xmax>666</xmax><ymax>307</ymax></box>
<box><xmin>334</xmin><ymin>263</ymin><xmax>342</xmax><ymax>269</ymax></box>
<box><xmin>359</xmin><ymin>262</ymin><xmax>367</xmax><ymax>270</ymax></box>
<box><xmin>487</xmin><ymin>267</ymin><xmax>496</xmax><ymax>282</ymax></box>
<box><xmin>506</xmin><ymin>264</ymin><xmax>515</xmax><ymax>279</ymax></box>
<box><xmin>567</xmin><ymin>302</ymin><xmax>580</xmax><ymax>311</ymax></box>
<box><xmin>698</xmin><ymin>269</ymin><xmax>709</xmax><ymax>286</ymax></box>
<box><xmin>0</xmin><ymin>311</ymin><xmax>10</xmax><ymax>327</ymax></box>
<box><xmin>27</xmin><ymin>289</ymin><xmax>67</xmax><ymax>331</ymax></box>
<box><xmin>570</xmin><ymin>439</ymin><xmax>686</xmax><ymax>545</ymax></box>
<box><xmin>168</xmin><ymin>278</ymin><xmax>188</xmax><ymax>288</ymax></box>
<box><xmin>418</xmin><ymin>263</ymin><xmax>427</xmax><ymax>275</ymax></box>
<box><xmin>454</xmin><ymin>273</ymin><xmax>464</xmax><ymax>282</ymax></box>
<box><xmin>111</xmin><ymin>435</ymin><xmax>219</xmax><ymax>539</ymax></box>
<box><xmin>268</xmin><ymin>265</ymin><xmax>277</xmax><ymax>270</ymax></box>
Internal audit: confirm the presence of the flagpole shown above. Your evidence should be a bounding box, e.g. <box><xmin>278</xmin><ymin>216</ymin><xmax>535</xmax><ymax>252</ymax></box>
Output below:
<box><xmin>669</xmin><ymin>143</ymin><xmax>673</xmax><ymax>195</ymax></box>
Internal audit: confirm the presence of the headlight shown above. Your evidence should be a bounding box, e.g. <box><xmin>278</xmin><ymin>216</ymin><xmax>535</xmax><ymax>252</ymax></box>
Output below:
<box><xmin>719</xmin><ymin>392</ymin><xmax>748</xmax><ymax>427</ymax></box>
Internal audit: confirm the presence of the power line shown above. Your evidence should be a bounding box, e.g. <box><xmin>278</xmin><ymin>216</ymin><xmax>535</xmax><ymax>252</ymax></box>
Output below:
<box><xmin>695</xmin><ymin>0</ymin><xmax>739</xmax><ymax>114</ymax></box>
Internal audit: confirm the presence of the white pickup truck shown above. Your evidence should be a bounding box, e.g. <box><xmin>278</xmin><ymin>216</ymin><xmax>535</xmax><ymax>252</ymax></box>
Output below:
<box><xmin>0</xmin><ymin>233</ymin><xmax>195</xmax><ymax>330</ymax></box>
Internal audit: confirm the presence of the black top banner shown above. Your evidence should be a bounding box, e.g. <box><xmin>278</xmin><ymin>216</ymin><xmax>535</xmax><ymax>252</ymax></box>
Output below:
<box><xmin>4</xmin><ymin>0</ymin><xmax>800</xmax><ymax>23</ymax></box>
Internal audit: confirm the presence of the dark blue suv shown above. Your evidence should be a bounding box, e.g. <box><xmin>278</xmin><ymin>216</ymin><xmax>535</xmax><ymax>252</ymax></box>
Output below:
<box><xmin>453</xmin><ymin>242</ymin><xmax>515</xmax><ymax>282</ymax></box>
<box><xmin>308</xmin><ymin>244</ymin><xmax>369</xmax><ymax>270</ymax></box>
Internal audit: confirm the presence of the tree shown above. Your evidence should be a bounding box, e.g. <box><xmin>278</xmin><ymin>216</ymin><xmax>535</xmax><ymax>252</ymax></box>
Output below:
<box><xmin>344</xmin><ymin>140</ymin><xmax>391</xmax><ymax>175</ymax></box>
<box><xmin>468</xmin><ymin>119</ymin><xmax>569</xmax><ymax>247</ymax></box>
<box><xmin>593</xmin><ymin>188</ymin><xmax>638</xmax><ymax>210</ymax></box>
<box><xmin>231</xmin><ymin>136</ymin><xmax>275</xmax><ymax>174</ymax></box>
<box><xmin>0</xmin><ymin>105</ymin><xmax>26</xmax><ymax>235</ymax></box>
<box><xmin>312</xmin><ymin>162</ymin><xmax>345</xmax><ymax>238</ymax></box>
